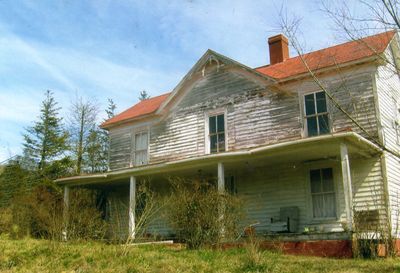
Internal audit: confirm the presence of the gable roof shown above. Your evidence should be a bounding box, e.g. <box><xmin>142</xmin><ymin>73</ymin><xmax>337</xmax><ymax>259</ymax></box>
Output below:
<box><xmin>102</xmin><ymin>50</ymin><xmax>276</xmax><ymax>128</ymax></box>
<box><xmin>155</xmin><ymin>49</ymin><xmax>277</xmax><ymax>116</ymax></box>
<box><xmin>101</xmin><ymin>93</ymin><xmax>170</xmax><ymax>128</ymax></box>
<box><xmin>256</xmin><ymin>30</ymin><xmax>396</xmax><ymax>80</ymax></box>
<box><xmin>102</xmin><ymin>31</ymin><xmax>396</xmax><ymax>128</ymax></box>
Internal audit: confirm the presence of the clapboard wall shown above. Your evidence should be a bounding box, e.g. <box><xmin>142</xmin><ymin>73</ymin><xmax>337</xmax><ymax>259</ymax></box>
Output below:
<box><xmin>375</xmin><ymin>46</ymin><xmax>400</xmax><ymax>236</ymax></box>
<box><xmin>108</xmin><ymin>65</ymin><xmax>380</xmax><ymax>170</ymax></box>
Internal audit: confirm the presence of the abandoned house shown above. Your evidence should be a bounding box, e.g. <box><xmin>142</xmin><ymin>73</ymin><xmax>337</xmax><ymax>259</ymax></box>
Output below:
<box><xmin>57</xmin><ymin>30</ymin><xmax>400</xmax><ymax>257</ymax></box>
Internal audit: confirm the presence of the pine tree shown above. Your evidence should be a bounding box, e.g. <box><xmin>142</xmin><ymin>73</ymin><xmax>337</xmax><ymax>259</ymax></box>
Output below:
<box><xmin>139</xmin><ymin>90</ymin><xmax>150</xmax><ymax>101</ymax></box>
<box><xmin>0</xmin><ymin>160</ymin><xmax>30</xmax><ymax>207</ymax></box>
<box><xmin>85</xmin><ymin>128</ymin><xmax>106</xmax><ymax>173</ymax></box>
<box><xmin>92</xmin><ymin>98</ymin><xmax>117</xmax><ymax>172</ymax></box>
<box><xmin>105</xmin><ymin>98</ymin><xmax>116</xmax><ymax>119</ymax></box>
<box><xmin>23</xmin><ymin>90</ymin><xmax>68</xmax><ymax>172</ymax></box>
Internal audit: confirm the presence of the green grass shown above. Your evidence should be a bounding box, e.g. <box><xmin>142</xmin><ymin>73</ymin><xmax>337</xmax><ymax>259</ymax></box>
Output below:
<box><xmin>1</xmin><ymin>236</ymin><xmax>400</xmax><ymax>273</ymax></box>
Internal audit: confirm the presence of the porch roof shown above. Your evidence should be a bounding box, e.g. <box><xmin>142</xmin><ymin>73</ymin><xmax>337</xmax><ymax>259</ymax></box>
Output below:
<box><xmin>55</xmin><ymin>132</ymin><xmax>382</xmax><ymax>186</ymax></box>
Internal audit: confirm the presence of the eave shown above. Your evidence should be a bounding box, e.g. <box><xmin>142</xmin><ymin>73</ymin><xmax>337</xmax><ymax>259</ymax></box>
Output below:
<box><xmin>55</xmin><ymin>132</ymin><xmax>382</xmax><ymax>187</ymax></box>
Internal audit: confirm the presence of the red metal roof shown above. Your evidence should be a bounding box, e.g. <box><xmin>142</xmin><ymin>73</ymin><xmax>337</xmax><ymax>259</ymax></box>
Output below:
<box><xmin>102</xmin><ymin>31</ymin><xmax>395</xmax><ymax>127</ymax></box>
<box><xmin>101</xmin><ymin>92</ymin><xmax>171</xmax><ymax>127</ymax></box>
<box><xmin>256</xmin><ymin>31</ymin><xmax>395</xmax><ymax>79</ymax></box>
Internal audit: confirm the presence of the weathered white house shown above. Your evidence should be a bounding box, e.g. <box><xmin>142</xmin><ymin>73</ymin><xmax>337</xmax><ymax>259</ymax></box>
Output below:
<box><xmin>57</xmin><ymin>30</ymin><xmax>400</xmax><ymax>256</ymax></box>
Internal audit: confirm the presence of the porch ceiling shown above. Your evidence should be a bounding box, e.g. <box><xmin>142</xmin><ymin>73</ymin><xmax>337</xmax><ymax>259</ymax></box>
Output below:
<box><xmin>56</xmin><ymin>132</ymin><xmax>381</xmax><ymax>187</ymax></box>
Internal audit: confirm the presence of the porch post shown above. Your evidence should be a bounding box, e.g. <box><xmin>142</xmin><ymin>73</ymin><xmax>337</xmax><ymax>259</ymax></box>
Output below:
<box><xmin>129</xmin><ymin>176</ymin><xmax>136</xmax><ymax>239</ymax></box>
<box><xmin>340</xmin><ymin>143</ymin><xmax>354</xmax><ymax>230</ymax></box>
<box><xmin>217</xmin><ymin>162</ymin><xmax>225</xmax><ymax>236</ymax></box>
<box><xmin>63</xmin><ymin>186</ymin><xmax>70</xmax><ymax>241</ymax></box>
<box><xmin>218</xmin><ymin>162</ymin><xmax>225</xmax><ymax>193</ymax></box>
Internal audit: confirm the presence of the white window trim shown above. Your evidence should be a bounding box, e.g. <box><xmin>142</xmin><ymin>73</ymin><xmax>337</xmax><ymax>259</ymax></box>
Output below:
<box><xmin>205</xmin><ymin>108</ymin><xmax>228</xmax><ymax>154</ymax></box>
<box><xmin>306</xmin><ymin>166</ymin><xmax>339</xmax><ymax>222</ymax></box>
<box><xmin>130</xmin><ymin>129</ymin><xmax>150</xmax><ymax>167</ymax></box>
<box><xmin>302</xmin><ymin>91</ymin><xmax>332</xmax><ymax>137</ymax></box>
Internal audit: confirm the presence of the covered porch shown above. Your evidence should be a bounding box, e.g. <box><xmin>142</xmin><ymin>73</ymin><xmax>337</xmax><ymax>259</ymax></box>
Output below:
<box><xmin>57</xmin><ymin>132</ymin><xmax>383</xmax><ymax>248</ymax></box>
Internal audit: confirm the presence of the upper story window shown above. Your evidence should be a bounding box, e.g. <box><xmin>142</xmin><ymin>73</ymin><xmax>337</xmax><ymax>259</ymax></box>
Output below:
<box><xmin>132</xmin><ymin>131</ymin><xmax>148</xmax><ymax>166</ymax></box>
<box><xmin>310</xmin><ymin>168</ymin><xmax>336</xmax><ymax>219</ymax></box>
<box><xmin>304</xmin><ymin>91</ymin><xmax>330</xmax><ymax>137</ymax></box>
<box><xmin>208</xmin><ymin>113</ymin><xmax>226</xmax><ymax>153</ymax></box>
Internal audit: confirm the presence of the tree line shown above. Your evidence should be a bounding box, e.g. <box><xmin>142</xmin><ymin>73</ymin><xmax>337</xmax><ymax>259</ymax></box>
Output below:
<box><xmin>0</xmin><ymin>89</ymin><xmax>150</xmax><ymax>208</ymax></box>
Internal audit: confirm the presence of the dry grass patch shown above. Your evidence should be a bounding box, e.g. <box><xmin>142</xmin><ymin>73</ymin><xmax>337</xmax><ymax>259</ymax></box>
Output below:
<box><xmin>1</xmin><ymin>237</ymin><xmax>400</xmax><ymax>272</ymax></box>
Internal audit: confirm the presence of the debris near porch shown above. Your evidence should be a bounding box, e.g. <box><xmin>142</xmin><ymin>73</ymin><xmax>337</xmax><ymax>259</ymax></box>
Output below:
<box><xmin>126</xmin><ymin>240</ymin><xmax>174</xmax><ymax>246</ymax></box>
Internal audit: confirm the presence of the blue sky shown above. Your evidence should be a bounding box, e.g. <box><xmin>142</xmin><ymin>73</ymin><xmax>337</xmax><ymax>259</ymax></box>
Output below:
<box><xmin>0</xmin><ymin>0</ymin><xmax>364</xmax><ymax>162</ymax></box>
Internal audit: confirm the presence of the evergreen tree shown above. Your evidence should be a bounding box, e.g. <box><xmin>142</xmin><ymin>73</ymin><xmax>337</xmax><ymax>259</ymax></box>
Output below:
<box><xmin>89</xmin><ymin>98</ymin><xmax>117</xmax><ymax>173</ymax></box>
<box><xmin>23</xmin><ymin>90</ymin><xmax>68</xmax><ymax>172</ymax></box>
<box><xmin>0</xmin><ymin>160</ymin><xmax>30</xmax><ymax>207</ymax></box>
<box><xmin>139</xmin><ymin>90</ymin><xmax>150</xmax><ymax>101</ymax></box>
<box><xmin>105</xmin><ymin>98</ymin><xmax>116</xmax><ymax>119</ymax></box>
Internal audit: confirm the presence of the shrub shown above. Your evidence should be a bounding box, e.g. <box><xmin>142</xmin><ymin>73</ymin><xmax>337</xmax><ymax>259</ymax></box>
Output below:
<box><xmin>5</xmin><ymin>184</ymin><xmax>107</xmax><ymax>241</ymax></box>
<box><xmin>65</xmin><ymin>188</ymin><xmax>108</xmax><ymax>241</ymax></box>
<box><xmin>9</xmin><ymin>185</ymin><xmax>62</xmax><ymax>239</ymax></box>
<box><xmin>108</xmin><ymin>180</ymin><xmax>166</xmax><ymax>246</ymax></box>
<box><xmin>0</xmin><ymin>207</ymin><xmax>12</xmax><ymax>235</ymax></box>
<box><xmin>166</xmin><ymin>177</ymin><xmax>243</xmax><ymax>249</ymax></box>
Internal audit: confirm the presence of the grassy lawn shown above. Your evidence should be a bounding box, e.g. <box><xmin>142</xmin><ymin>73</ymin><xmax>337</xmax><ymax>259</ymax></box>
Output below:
<box><xmin>1</xmin><ymin>236</ymin><xmax>400</xmax><ymax>273</ymax></box>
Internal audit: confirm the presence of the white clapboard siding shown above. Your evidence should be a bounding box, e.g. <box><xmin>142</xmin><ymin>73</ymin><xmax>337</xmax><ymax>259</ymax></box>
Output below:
<box><xmin>329</xmin><ymin>73</ymin><xmax>378</xmax><ymax>140</ymax></box>
<box><xmin>109</xmin><ymin>128</ymin><xmax>131</xmax><ymax>170</ymax></box>
<box><xmin>375</xmin><ymin>47</ymin><xmax>400</xmax><ymax>235</ymax></box>
<box><xmin>109</xmin><ymin>65</ymin><xmax>380</xmax><ymax>170</ymax></box>
<box><xmin>352</xmin><ymin>156</ymin><xmax>386</xmax><ymax>221</ymax></box>
<box><xmin>236</xmin><ymin>161</ymin><xmax>347</xmax><ymax>234</ymax></box>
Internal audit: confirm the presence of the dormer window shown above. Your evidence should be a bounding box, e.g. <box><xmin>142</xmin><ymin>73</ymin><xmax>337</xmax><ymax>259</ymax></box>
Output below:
<box><xmin>132</xmin><ymin>131</ymin><xmax>148</xmax><ymax>166</ymax></box>
<box><xmin>304</xmin><ymin>91</ymin><xmax>330</xmax><ymax>137</ymax></box>
<box><xmin>207</xmin><ymin>112</ymin><xmax>226</xmax><ymax>154</ymax></box>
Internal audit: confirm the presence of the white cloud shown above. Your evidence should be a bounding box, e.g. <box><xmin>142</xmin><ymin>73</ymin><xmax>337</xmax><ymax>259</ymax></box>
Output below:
<box><xmin>0</xmin><ymin>88</ymin><xmax>42</xmax><ymax>123</ymax></box>
<box><xmin>0</xmin><ymin>35</ymin><xmax>77</xmax><ymax>91</ymax></box>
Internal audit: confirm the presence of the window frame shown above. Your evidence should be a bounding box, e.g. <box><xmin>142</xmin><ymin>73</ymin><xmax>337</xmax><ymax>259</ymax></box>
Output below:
<box><xmin>205</xmin><ymin>109</ymin><xmax>228</xmax><ymax>154</ymax></box>
<box><xmin>130</xmin><ymin>129</ymin><xmax>149</xmax><ymax>167</ymax></box>
<box><xmin>307</xmin><ymin>166</ymin><xmax>338</xmax><ymax>221</ymax></box>
<box><xmin>303</xmin><ymin>91</ymin><xmax>331</xmax><ymax>137</ymax></box>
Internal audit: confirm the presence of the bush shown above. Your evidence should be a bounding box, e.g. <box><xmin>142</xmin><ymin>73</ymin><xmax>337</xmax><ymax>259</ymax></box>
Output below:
<box><xmin>166</xmin><ymin>177</ymin><xmax>243</xmax><ymax>249</ymax></box>
<box><xmin>0</xmin><ymin>207</ymin><xmax>12</xmax><ymax>235</ymax></box>
<box><xmin>4</xmin><ymin>184</ymin><xmax>107</xmax><ymax>241</ymax></box>
<box><xmin>64</xmin><ymin>188</ymin><xmax>108</xmax><ymax>241</ymax></box>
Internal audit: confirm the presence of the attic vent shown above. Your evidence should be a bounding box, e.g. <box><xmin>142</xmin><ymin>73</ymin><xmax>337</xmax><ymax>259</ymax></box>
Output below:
<box><xmin>202</xmin><ymin>56</ymin><xmax>220</xmax><ymax>76</ymax></box>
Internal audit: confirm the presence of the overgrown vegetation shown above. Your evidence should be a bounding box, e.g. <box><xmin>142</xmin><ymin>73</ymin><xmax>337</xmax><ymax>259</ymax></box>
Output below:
<box><xmin>166</xmin><ymin>177</ymin><xmax>243</xmax><ymax>249</ymax></box>
<box><xmin>1</xmin><ymin>237</ymin><xmax>400</xmax><ymax>273</ymax></box>
<box><xmin>0</xmin><ymin>184</ymin><xmax>107</xmax><ymax>241</ymax></box>
<box><xmin>0</xmin><ymin>90</ymin><xmax>116</xmax><ymax>241</ymax></box>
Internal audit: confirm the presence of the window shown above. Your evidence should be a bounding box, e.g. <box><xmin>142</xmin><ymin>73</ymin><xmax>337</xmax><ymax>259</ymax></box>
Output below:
<box><xmin>304</xmin><ymin>91</ymin><xmax>330</xmax><ymax>137</ymax></box>
<box><xmin>132</xmin><ymin>131</ymin><xmax>148</xmax><ymax>166</ymax></box>
<box><xmin>208</xmin><ymin>113</ymin><xmax>226</xmax><ymax>153</ymax></box>
<box><xmin>310</xmin><ymin>168</ymin><xmax>336</xmax><ymax>218</ymax></box>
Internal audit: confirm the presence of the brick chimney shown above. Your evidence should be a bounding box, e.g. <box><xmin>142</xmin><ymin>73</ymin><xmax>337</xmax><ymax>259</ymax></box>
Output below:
<box><xmin>268</xmin><ymin>34</ymin><xmax>289</xmax><ymax>65</ymax></box>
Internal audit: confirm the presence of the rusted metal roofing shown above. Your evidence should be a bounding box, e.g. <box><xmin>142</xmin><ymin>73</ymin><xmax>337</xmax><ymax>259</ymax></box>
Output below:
<box><xmin>101</xmin><ymin>92</ymin><xmax>171</xmax><ymax>128</ymax></box>
<box><xmin>256</xmin><ymin>30</ymin><xmax>395</xmax><ymax>79</ymax></box>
